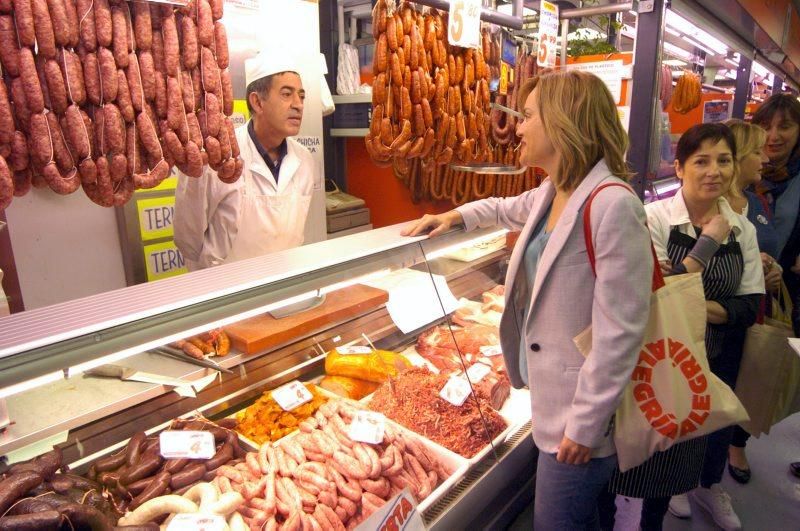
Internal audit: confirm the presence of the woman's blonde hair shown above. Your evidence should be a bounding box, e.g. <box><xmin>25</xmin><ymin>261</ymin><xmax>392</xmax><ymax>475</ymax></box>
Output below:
<box><xmin>725</xmin><ymin>119</ymin><xmax>766</xmax><ymax>195</ymax></box>
<box><xmin>517</xmin><ymin>70</ymin><xmax>632</xmax><ymax>190</ymax></box>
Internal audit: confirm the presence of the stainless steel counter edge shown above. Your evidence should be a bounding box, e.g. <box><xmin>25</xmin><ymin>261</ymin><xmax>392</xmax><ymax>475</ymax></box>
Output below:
<box><xmin>0</xmin><ymin>224</ymin><xmax>494</xmax><ymax>358</ymax></box>
<box><xmin>0</xmin><ymin>225</ymin><xmax>501</xmax><ymax>390</ymax></box>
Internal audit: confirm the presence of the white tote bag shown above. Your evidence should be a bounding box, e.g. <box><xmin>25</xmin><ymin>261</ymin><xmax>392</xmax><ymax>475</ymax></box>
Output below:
<box><xmin>575</xmin><ymin>183</ymin><xmax>749</xmax><ymax>472</ymax></box>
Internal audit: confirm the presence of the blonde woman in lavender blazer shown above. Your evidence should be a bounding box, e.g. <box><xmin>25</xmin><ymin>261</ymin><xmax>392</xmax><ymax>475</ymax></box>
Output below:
<box><xmin>403</xmin><ymin>70</ymin><xmax>653</xmax><ymax>530</ymax></box>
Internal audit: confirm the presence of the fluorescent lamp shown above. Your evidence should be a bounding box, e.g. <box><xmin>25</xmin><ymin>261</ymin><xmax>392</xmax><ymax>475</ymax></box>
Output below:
<box><xmin>666</xmin><ymin>9</ymin><xmax>727</xmax><ymax>55</ymax></box>
<box><xmin>663</xmin><ymin>59</ymin><xmax>687</xmax><ymax>67</ymax></box>
<box><xmin>663</xmin><ymin>41</ymin><xmax>693</xmax><ymax>61</ymax></box>
<box><xmin>725</xmin><ymin>59</ymin><xmax>739</xmax><ymax>68</ymax></box>
<box><xmin>682</xmin><ymin>36</ymin><xmax>716</xmax><ymax>56</ymax></box>
<box><xmin>664</xmin><ymin>27</ymin><xmax>682</xmax><ymax>38</ymax></box>
<box><xmin>0</xmin><ymin>372</ymin><xmax>63</xmax><ymax>399</ymax></box>
<box><xmin>425</xmin><ymin>230</ymin><xmax>509</xmax><ymax>261</ymax></box>
<box><xmin>319</xmin><ymin>269</ymin><xmax>392</xmax><ymax>295</ymax></box>
<box><xmin>752</xmin><ymin>61</ymin><xmax>770</xmax><ymax>78</ymax></box>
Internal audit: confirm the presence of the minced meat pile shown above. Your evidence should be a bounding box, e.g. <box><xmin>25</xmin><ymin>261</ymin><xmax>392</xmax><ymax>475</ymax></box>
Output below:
<box><xmin>368</xmin><ymin>367</ymin><xmax>507</xmax><ymax>458</ymax></box>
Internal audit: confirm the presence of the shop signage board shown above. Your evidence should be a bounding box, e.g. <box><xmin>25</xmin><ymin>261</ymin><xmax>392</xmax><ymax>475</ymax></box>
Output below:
<box><xmin>702</xmin><ymin>100</ymin><xmax>732</xmax><ymax>123</ymax></box>
<box><xmin>537</xmin><ymin>1</ymin><xmax>559</xmax><ymax>68</ymax></box>
<box><xmin>566</xmin><ymin>60</ymin><xmax>624</xmax><ymax>104</ymax></box>
<box><xmin>143</xmin><ymin>240</ymin><xmax>188</xmax><ymax>282</ymax></box>
<box><xmin>137</xmin><ymin>196</ymin><xmax>176</xmax><ymax>241</ymax></box>
<box><xmin>448</xmin><ymin>0</ymin><xmax>482</xmax><ymax>48</ymax></box>
<box><xmin>356</xmin><ymin>489</ymin><xmax>424</xmax><ymax>531</ymax></box>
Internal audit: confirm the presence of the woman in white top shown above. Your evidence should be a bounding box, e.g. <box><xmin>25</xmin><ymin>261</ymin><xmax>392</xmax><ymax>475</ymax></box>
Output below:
<box><xmin>602</xmin><ymin>123</ymin><xmax>763</xmax><ymax>531</ymax></box>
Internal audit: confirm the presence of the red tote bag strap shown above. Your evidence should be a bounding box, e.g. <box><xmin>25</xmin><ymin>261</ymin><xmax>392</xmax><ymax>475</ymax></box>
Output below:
<box><xmin>582</xmin><ymin>182</ymin><xmax>666</xmax><ymax>292</ymax></box>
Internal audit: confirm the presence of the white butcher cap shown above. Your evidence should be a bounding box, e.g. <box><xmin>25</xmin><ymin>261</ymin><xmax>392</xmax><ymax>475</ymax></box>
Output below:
<box><xmin>245</xmin><ymin>52</ymin><xmax>302</xmax><ymax>88</ymax></box>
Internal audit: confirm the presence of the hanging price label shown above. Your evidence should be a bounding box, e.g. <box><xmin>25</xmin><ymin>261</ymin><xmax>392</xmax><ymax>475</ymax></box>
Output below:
<box><xmin>159</xmin><ymin>431</ymin><xmax>216</xmax><ymax>459</ymax></box>
<box><xmin>272</xmin><ymin>381</ymin><xmax>313</xmax><ymax>411</ymax></box>
<box><xmin>465</xmin><ymin>362</ymin><xmax>492</xmax><ymax>383</ymax></box>
<box><xmin>336</xmin><ymin>346</ymin><xmax>373</xmax><ymax>355</ymax></box>
<box><xmin>537</xmin><ymin>1</ymin><xmax>560</xmax><ymax>68</ymax></box>
<box><xmin>167</xmin><ymin>513</ymin><xmax>226</xmax><ymax>531</ymax></box>
<box><xmin>499</xmin><ymin>62</ymin><xmax>509</xmax><ymax>95</ymax></box>
<box><xmin>448</xmin><ymin>0</ymin><xmax>482</xmax><ymax>48</ymax></box>
<box><xmin>440</xmin><ymin>375</ymin><xmax>472</xmax><ymax>406</ymax></box>
<box><xmin>479</xmin><ymin>345</ymin><xmax>503</xmax><ymax>357</ymax></box>
<box><xmin>348</xmin><ymin>410</ymin><xmax>386</xmax><ymax>445</ymax></box>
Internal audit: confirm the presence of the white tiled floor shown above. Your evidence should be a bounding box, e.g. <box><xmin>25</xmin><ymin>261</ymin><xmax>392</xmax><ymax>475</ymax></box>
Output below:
<box><xmin>507</xmin><ymin>413</ymin><xmax>800</xmax><ymax>530</ymax></box>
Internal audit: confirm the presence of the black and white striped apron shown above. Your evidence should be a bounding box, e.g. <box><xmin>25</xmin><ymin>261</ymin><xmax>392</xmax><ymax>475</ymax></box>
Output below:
<box><xmin>608</xmin><ymin>226</ymin><xmax>744</xmax><ymax>498</ymax></box>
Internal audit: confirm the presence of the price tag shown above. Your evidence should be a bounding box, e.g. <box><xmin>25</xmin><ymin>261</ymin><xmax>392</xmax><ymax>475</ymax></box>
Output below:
<box><xmin>448</xmin><ymin>0</ymin><xmax>481</xmax><ymax>48</ymax></box>
<box><xmin>499</xmin><ymin>62</ymin><xmax>509</xmax><ymax>95</ymax></box>
<box><xmin>348</xmin><ymin>410</ymin><xmax>386</xmax><ymax>445</ymax></box>
<box><xmin>159</xmin><ymin>431</ymin><xmax>215</xmax><ymax>459</ymax></box>
<box><xmin>480</xmin><ymin>345</ymin><xmax>503</xmax><ymax>357</ymax></box>
<box><xmin>336</xmin><ymin>346</ymin><xmax>373</xmax><ymax>355</ymax></box>
<box><xmin>465</xmin><ymin>362</ymin><xmax>492</xmax><ymax>383</ymax></box>
<box><xmin>537</xmin><ymin>1</ymin><xmax>560</xmax><ymax>68</ymax></box>
<box><xmin>272</xmin><ymin>380</ymin><xmax>313</xmax><ymax>411</ymax></box>
<box><xmin>439</xmin><ymin>375</ymin><xmax>472</xmax><ymax>406</ymax></box>
<box><xmin>167</xmin><ymin>513</ymin><xmax>226</xmax><ymax>531</ymax></box>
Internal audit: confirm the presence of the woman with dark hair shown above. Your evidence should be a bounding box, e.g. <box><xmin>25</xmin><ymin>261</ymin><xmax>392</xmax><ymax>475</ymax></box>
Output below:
<box><xmin>751</xmin><ymin>94</ymin><xmax>800</xmax><ymax>288</ymax></box>
<box><xmin>751</xmin><ymin>94</ymin><xmax>800</xmax><ymax>480</ymax></box>
<box><xmin>600</xmin><ymin>123</ymin><xmax>764</xmax><ymax>531</ymax></box>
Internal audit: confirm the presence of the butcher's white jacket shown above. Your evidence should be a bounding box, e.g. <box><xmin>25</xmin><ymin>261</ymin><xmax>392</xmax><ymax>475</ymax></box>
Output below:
<box><xmin>173</xmin><ymin>123</ymin><xmax>316</xmax><ymax>271</ymax></box>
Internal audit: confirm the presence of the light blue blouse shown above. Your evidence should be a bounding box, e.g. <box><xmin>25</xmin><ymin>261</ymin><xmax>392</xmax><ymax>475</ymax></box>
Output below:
<box><xmin>518</xmin><ymin>208</ymin><xmax>552</xmax><ymax>385</ymax></box>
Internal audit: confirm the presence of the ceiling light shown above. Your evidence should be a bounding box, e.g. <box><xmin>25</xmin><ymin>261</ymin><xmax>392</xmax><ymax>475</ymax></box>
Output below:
<box><xmin>663</xmin><ymin>41</ymin><xmax>693</xmax><ymax>61</ymax></box>
<box><xmin>666</xmin><ymin>9</ymin><xmax>727</xmax><ymax>55</ymax></box>
<box><xmin>682</xmin><ymin>35</ymin><xmax>716</xmax><ymax>56</ymax></box>
<box><xmin>663</xmin><ymin>59</ymin><xmax>687</xmax><ymax>67</ymax></box>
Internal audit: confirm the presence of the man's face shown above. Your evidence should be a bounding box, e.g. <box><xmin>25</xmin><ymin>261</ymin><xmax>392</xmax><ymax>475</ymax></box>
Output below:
<box><xmin>253</xmin><ymin>72</ymin><xmax>305</xmax><ymax>137</ymax></box>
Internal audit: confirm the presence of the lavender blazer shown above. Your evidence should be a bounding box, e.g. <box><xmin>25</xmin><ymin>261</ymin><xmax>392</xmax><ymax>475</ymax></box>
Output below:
<box><xmin>456</xmin><ymin>160</ymin><xmax>653</xmax><ymax>456</ymax></box>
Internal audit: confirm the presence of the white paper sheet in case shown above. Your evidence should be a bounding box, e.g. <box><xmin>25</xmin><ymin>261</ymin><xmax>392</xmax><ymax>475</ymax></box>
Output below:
<box><xmin>364</xmin><ymin>269</ymin><xmax>459</xmax><ymax>334</ymax></box>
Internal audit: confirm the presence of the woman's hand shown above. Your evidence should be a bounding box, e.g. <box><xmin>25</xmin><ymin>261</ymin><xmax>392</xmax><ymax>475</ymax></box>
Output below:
<box><xmin>792</xmin><ymin>255</ymin><xmax>800</xmax><ymax>275</ymax></box>
<box><xmin>762</xmin><ymin>253</ymin><xmax>782</xmax><ymax>293</ymax></box>
<box><xmin>706</xmin><ymin>301</ymin><xmax>728</xmax><ymax>324</ymax></box>
<box><xmin>701</xmin><ymin>214</ymin><xmax>731</xmax><ymax>243</ymax></box>
<box><xmin>556</xmin><ymin>436</ymin><xmax>591</xmax><ymax>465</ymax></box>
<box><xmin>400</xmin><ymin>211</ymin><xmax>464</xmax><ymax>237</ymax></box>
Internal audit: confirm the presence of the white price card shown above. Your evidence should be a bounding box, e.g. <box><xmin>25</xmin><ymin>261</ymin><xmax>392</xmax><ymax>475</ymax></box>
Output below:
<box><xmin>272</xmin><ymin>380</ymin><xmax>313</xmax><ymax>411</ymax></box>
<box><xmin>348</xmin><ymin>411</ymin><xmax>386</xmax><ymax>445</ymax></box>
<box><xmin>479</xmin><ymin>345</ymin><xmax>503</xmax><ymax>357</ymax></box>
<box><xmin>336</xmin><ymin>346</ymin><xmax>373</xmax><ymax>355</ymax></box>
<box><xmin>448</xmin><ymin>0</ymin><xmax>482</xmax><ymax>49</ymax></box>
<box><xmin>167</xmin><ymin>513</ymin><xmax>226</xmax><ymax>531</ymax></box>
<box><xmin>537</xmin><ymin>1</ymin><xmax>560</xmax><ymax>68</ymax></box>
<box><xmin>465</xmin><ymin>362</ymin><xmax>492</xmax><ymax>383</ymax></box>
<box><xmin>159</xmin><ymin>431</ymin><xmax>215</xmax><ymax>459</ymax></box>
<box><xmin>440</xmin><ymin>375</ymin><xmax>472</xmax><ymax>406</ymax></box>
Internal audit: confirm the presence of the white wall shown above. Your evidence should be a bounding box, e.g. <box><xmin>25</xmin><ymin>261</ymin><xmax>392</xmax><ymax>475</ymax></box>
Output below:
<box><xmin>4</xmin><ymin>0</ymin><xmax>327</xmax><ymax>310</ymax></box>
<box><xmin>4</xmin><ymin>189</ymin><xmax>127</xmax><ymax>310</ymax></box>
<box><xmin>259</xmin><ymin>0</ymin><xmax>327</xmax><ymax>245</ymax></box>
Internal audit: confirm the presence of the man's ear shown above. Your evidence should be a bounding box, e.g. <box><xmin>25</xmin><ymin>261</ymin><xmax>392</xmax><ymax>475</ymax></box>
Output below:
<box><xmin>248</xmin><ymin>91</ymin><xmax>262</xmax><ymax>115</ymax></box>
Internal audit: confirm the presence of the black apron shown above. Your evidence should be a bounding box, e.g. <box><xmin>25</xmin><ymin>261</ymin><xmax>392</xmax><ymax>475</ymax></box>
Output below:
<box><xmin>608</xmin><ymin>227</ymin><xmax>744</xmax><ymax>498</ymax></box>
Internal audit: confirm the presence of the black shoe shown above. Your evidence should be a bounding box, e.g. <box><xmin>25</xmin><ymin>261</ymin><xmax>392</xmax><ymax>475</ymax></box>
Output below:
<box><xmin>791</xmin><ymin>461</ymin><xmax>800</xmax><ymax>479</ymax></box>
<box><xmin>727</xmin><ymin>463</ymin><xmax>751</xmax><ymax>484</ymax></box>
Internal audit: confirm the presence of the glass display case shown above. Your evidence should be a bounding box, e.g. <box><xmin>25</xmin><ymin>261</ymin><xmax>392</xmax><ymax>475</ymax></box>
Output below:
<box><xmin>0</xmin><ymin>224</ymin><xmax>536</xmax><ymax>529</ymax></box>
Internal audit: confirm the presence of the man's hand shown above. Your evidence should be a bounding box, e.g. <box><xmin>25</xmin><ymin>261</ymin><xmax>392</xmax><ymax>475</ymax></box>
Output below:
<box><xmin>556</xmin><ymin>436</ymin><xmax>591</xmax><ymax>465</ymax></box>
<box><xmin>400</xmin><ymin>211</ymin><xmax>463</xmax><ymax>237</ymax></box>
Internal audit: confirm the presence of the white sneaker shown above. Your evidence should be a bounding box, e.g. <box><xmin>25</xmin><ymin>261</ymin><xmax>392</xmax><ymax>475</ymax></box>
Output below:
<box><xmin>668</xmin><ymin>493</ymin><xmax>692</xmax><ymax>519</ymax></box>
<box><xmin>689</xmin><ymin>485</ymin><xmax>742</xmax><ymax>531</ymax></box>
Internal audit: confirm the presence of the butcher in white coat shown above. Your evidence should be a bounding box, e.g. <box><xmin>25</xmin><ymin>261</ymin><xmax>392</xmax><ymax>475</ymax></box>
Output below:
<box><xmin>174</xmin><ymin>53</ymin><xmax>316</xmax><ymax>271</ymax></box>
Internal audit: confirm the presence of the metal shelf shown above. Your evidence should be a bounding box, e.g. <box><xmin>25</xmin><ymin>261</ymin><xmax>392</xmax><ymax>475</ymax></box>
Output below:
<box><xmin>332</xmin><ymin>93</ymin><xmax>372</xmax><ymax>104</ymax></box>
<box><xmin>330</xmin><ymin>128</ymin><xmax>369</xmax><ymax>137</ymax></box>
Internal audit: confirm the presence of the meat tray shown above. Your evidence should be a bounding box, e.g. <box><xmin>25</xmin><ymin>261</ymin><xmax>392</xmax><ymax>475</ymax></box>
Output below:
<box><xmin>263</xmin><ymin>394</ymin><xmax>470</xmax><ymax>514</ymax></box>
